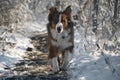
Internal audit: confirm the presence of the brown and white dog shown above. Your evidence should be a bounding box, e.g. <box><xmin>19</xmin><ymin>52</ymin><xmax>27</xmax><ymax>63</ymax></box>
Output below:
<box><xmin>47</xmin><ymin>6</ymin><xmax>74</xmax><ymax>73</ymax></box>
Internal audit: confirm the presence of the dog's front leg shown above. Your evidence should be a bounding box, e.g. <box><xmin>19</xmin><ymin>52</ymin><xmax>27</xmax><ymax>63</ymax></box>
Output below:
<box><xmin>51</xmin><ymin>57</ymin><xmax>59</xmax><ymax>73</ymax></box>
<box><xmin>62</xmin><ymin>51</ymin><xmax>73</xmax><ymax>70</ymax></box>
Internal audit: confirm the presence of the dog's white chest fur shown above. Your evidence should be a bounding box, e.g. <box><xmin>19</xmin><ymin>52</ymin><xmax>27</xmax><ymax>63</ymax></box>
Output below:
<box><xmin>50</xmin><ymin>29</ymin><xmax>72</xmax><ymax>50</ymax></box>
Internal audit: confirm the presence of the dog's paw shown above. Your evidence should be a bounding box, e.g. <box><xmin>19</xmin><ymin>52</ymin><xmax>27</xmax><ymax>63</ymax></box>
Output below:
<box><xmin>48</xmin><ymin>70</ymin><xmax>60</xmax><ymax>75</ymax></box>
<box><xmin>60</xmin><ymin>66</ymin><xmax>69</xmax><ymax>71</ymax></box>
<box><xmin>52</xmin><ymin>69</ymin><xmax>59</xmax><ymax>73</ymax></box>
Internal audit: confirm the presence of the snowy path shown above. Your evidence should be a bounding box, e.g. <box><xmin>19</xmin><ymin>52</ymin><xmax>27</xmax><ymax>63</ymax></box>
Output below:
<box><xmin>0</xmin><ymin>22</ymin><xmax>120</xmax><ymax>80</ymax></box>
<box><xmin>0</xmin><ymin>33</ymin><xmax>69</xmax><ymax>80</ymax></box>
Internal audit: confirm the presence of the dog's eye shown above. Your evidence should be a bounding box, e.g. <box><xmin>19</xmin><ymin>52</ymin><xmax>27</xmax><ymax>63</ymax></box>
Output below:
<box><xmin>53</xmin><ymin>18</ymin><xmax>58</xmax><ymax>24</ymax></box>
<box><xmin>62</xmin><ymin>19</ymin><xmax>66</xmax><ymax>23</ymax></box>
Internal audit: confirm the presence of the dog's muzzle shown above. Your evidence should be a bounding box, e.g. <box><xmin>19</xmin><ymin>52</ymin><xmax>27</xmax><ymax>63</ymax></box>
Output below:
<box><xmin>56</xmin><ymin>22</ymin><xmax>63</xmax><ymax>33</ymax></box>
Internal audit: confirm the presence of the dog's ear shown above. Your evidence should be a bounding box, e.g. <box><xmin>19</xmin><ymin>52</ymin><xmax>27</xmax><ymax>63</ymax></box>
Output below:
<box><xmin>48</xmin><ymin>6</ymin><xmax>58</xmax><ymax>23</ymax></box>
<box><xmin>64</xmin><ymin>6</ymin><xmax>72</xmax><ymax>14</ymax></box>
<box><xmin>63</xmin><ymin>6</ymin><xmax>72</xmax><ymax>21</ymax></box>
<box><xmin>49</xmin><ymin>6</ymin><xmax>58</xmax><ymax>14</ymax></box>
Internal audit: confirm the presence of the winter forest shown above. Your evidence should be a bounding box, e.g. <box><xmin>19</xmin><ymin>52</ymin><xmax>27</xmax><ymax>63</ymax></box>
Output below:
<box><xmin>0</xmin><ymin>0</ymin><xmax>120</xmax><ymax>80</ymax></box>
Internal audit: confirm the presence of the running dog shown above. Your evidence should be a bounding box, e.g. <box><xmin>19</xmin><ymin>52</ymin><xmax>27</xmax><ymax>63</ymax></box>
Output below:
<box><xmin>47</xmin><ymin>6</ymin><xmax>74</xmax><ymax>73</ymax></box>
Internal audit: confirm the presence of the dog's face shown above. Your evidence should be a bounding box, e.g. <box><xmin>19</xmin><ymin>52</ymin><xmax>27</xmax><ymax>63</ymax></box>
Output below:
<box><xmin>48</xmin><ymin>6</ymin><xmax>72</xmax><ymax>34</ymax></box>
<box><xmin>48</xmin><ymin>6</ymin><xmax>72</xmax><ymax>41</ymax></box>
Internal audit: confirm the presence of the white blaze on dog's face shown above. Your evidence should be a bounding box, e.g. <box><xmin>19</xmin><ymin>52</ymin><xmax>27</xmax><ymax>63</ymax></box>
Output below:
<box><xmin>56</xmin><ymin>14</ymin><xmax>63</xmax><ymax>33</ymax></box>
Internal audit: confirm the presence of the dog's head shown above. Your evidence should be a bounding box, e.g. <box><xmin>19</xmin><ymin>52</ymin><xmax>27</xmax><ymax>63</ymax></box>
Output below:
<box><xmin>48</xmin><ymin>6</ymin><xmax>72</xmax><ymax>33</ymax></box>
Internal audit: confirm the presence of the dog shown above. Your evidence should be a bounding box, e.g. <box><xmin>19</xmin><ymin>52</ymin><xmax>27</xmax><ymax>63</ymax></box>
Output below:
<box><xmin>47</xmin><ymin>6</ymin><xmax>74</xmax><ymax>73</ymax></box>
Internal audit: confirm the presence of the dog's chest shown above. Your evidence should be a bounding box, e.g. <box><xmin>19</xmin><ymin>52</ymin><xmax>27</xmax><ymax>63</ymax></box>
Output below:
<box><xmin>50</xmin><ymin>29</ymin><xmax>72</xmax><ymax>50</ymax></box>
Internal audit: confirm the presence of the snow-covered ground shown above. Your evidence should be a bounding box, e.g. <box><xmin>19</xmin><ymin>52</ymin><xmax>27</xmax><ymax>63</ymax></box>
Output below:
<box><xmin>0</xmin><ymin>22</ymin><xmax>46</xmax><ymax>76</ymax></box>
<box><xmin>68</xmin><ymin>27</ymin><xmax>120</xmax><ymax>80</ymax></box>
<box><xmin>0</xmin><ymin>20</ymin><xmax>120</xmax><ymax>80</ymax></box>
<box><xmin>71</xmin><ymin>49</ymin><xmax>120</xmax><ymax>80</ymax></box>
<box><xmin>0</xmin><ymin>3</ymin><xmax>120</xmax><ymax>79</ymax></box>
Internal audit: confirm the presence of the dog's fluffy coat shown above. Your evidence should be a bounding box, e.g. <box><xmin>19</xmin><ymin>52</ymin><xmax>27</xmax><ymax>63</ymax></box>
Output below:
<box><xmin>47</xmin><ymin>6</ymin><xmax>74</xmax><ymax>72</ymax></box>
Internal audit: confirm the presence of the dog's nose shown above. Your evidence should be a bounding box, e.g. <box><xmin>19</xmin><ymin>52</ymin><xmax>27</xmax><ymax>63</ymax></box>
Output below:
<box><xmin>56</xmin><ymin>22</ymin><xmax>63</xmax><ymax>33</ymax></box>
<box><xmin>57</xmin><ymin>26</ymin><xmax>62</xmax><ymax>33</ymax></box>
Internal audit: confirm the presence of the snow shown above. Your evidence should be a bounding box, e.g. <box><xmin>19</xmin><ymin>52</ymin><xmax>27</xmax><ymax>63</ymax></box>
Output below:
<box><xmin>0</xmin><ymin>22</ymin><xmax>45</xmax><ymax>74</ymax></box>
<box><xmin>0</xmin><ymin>2</ymin><xmax>120</xmax><ymax>80</ymax></box>
<box><xmin>68</xmin><ymin>27</ymin><xmax>120</xmax><ymax>80</ymax></box>
<box><xmin>1</xmin><ymin>19</ymin><xmax>120</xmax><ymax>80</ymax></box>
<box><xmin>70</xmin><ymin>53</ymin><xmax>120</xmax><ymax>80</ymax></box>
